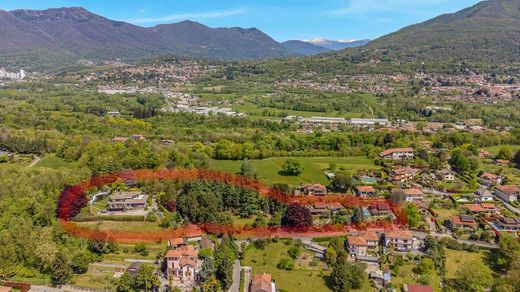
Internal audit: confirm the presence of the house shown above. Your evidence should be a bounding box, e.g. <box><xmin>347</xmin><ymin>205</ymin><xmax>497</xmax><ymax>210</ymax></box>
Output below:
<box><xmin>403</xmin><ymin>284</ymin><xmax>433</xmax><ymax>292</ymax></box>
<box><xmin>413</xmin><ymin>200</ymin><xmax>429</xmax><ymax>215</ymax></box>
<box><xmin>347</xmin><ymin>236</ymin><xmax>368</xmax><ymax>257</ymax></box>
<box><xmin>389</xmin><ymin>167</ymin><xmax>420</xmax><ymax>183</ymax></box>
<box><xmin>384</xmin><ymin>230</ymin><xmax>413</xmax><ymax>252</ymax></box>
<box><xmin>464</xmin><ymin>203</ymin><xmax>498</xmax><ymax>215</ymax></box>
<box><xmin>126</xmin><ymin>262</ymin><xmax>142</xmax><ymax>277</ymax></box>
<box><xmin>107</xmin><ymin>191</ymin><xmax>148</xmax><ymax>212</ymax></box>
<box><xmin>479</xmin><ymin>172</ymin><xmax>503</xmax><ymax>186</ymax></box>
<box><xmin>391</xmin><ymin>188</ymin><xmax>424</xmax><ymax>202</ymax></box>
<box><xmin>250</xmin><ymin>273</ymin><xmax>276</xmax><ymax>292</ymax></box>
<box><xmin>449</xmin><ymin>215</ymin><xmax>478</xmax><ymax>230</ymax></box>
<box><xmin>308</xmin><ymin>203</ymin><xmax>331</xmax><ymax>217</ymax></box>
<box><xmin>200</xmin><ymin>237</ymin><xmax>215</xmax><ymax>251</ymax></box>
<box><xmin>165</xmin><ymin>245</ymin><xmax>200</xmax><ymax>285</ymax></box>
<box><xmin>476</xmin><ymin>187</ymin><xmax>494</xmax><ymax>202</ymax></box>
<box><xmin>356</xmin><ymin>186</ymin><xmax>376</xmax><ymax>197</ymax></box>
<box><xmin>131</xmin><ymin>134</ymin><xmax>145</xmax><ymax>140</ymax></box>
<box><xmin>369</xmin><ymin>203</ymin><xmax>393</xmax><ymax>216</ymax></box>
<box><xmin>298</xmin><ymin>184</ymin><xmax>327</xmax><ymax>196</ymax></box>
<box><xmin>441</xmin><ymin>170</ymin><xmax>456</xmax><ymax>182</ymax></box>
<box><xmin>168</xmin><ymin>238</ymin><xmax>186</xmax><ymax>249</ymax></box>
<box><xmin>379</xmin><ymin>148</ymin><xmax>414</xmax><ymax>159</ymax></box>
<box><xmin>496</xmin><ymin>217</ymin><xmax>520</xmax><ymax>232</ymax></box>
<box><xmin>184</xmin><ymin>224</ymin><xmax>204</xmax><ymax>242</ymax></box>
<box><xmin>357</xmin><ymin>231</ymin><xmax>380</xmax><ymax>250</ymax></box>
<box><xmin>495</xmin><ymin>185</ymin><xmax>520</xmax><ymax>203</ymax></box>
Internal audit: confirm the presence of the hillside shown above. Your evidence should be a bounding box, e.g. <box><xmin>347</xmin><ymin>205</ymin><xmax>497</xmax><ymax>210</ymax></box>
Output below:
<box><xmin>0</xmin><ymin>7</ymin><xmax>292</xmax><ymax>69</ymax></box>
<box><xmin>281</xmin><ymin>40</ymin><xmax>331</xmax><ymax>56</ymax></box>
<box><xmin>265</xmin><ymin>0</ymin><xmax>520</xmax><ymax>75</ymax></box>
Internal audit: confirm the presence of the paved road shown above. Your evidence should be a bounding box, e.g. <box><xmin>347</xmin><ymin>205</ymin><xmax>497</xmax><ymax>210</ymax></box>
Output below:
<box><xmin>242</xmin><ymin>266</ymin><xmax>251</xmax><ymax>292</ymax></box>
<box><xmin>228</xmin><ymin>259</ymin><xmax>242</xmax><ymax>292</ymax></box>
<box><xmin>495</xmin><ymin>194</ymin><xmax>520</xmax><ymax>215</ymax></box>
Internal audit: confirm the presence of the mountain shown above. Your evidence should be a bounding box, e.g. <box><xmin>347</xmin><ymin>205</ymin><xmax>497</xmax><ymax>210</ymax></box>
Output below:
<box><xmin>281</xmin><ymin>40</ymin><xmax>331</xmax><ymax>56</ymax></box>
<box><xmin>0</xmin><ymin>7</ymin><xmax>291</xmax><ymax>69</ymax></box>
<box><xmin>298</xmin><ymin>0</ymin><xmax>520</xmax><ymax>74</ymax></box>
<box><xmin>151</xmin><ymin>20</ymin><xmax>291</xmax><ymax>59</ymax></box>
<box><xmin>304</xmin><ymin>39</ymin><xmax>370</xmax><ymax>51</ymax></box>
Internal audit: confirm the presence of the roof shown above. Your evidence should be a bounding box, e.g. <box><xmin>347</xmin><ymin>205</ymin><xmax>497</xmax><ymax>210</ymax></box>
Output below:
<box><xmin>403</xmin><ymin>188</ymin><xmax>424</xmax><ymax>196</ymax></box>
<box><xmin>302</xmin><ymin>183</ymin><xmax>327</xmax><ymax>190</ymax></box>
<box><xmin>348</xmin><ymin>236</ymin><xmax>368</xmax><ymax>246</ymax></box>
<box><xmin>359</xmin><ymin>231</ymin><xmax>379</xmax><ymax>242</ymax></box>
<box><xmin>464</xmin><ymin>204</ymin><xmax>486</xmax><ymax>212</ymax></box>
<box><xmin>480</xmin><ymin>172</ymin><xmax>500</xmax><ymax>180</ymax></box>
<box><xmin>179</xmin><ymin>256</ymin><xmax>196</xmax><ymax>267</ymax></box>
<box><xmin>385</xmin><ymin>230</ymin><xmax>412</xmax><ymax>240</ymax></box>
<box><xmin>380</xmin><ymin>148</ymin><xmax>414</xmax><ymax>157</ymax></box>
<box><xmin>371</xmin><ymin>203</ymin><xmax>390</xmax><ymax>211</ymax></box>
<box><xmin>496</xmin><ymin>185</ymin><xmax>520</xmax><ymax>195</ymax></box>
<box><xmin>251</xmin><ymin>273</ymin><xmax>272</xmax><ymax>292</ymax></box>
<box><xmin>200</xmin><ymin>237</ymin><xmax>214</xmax><ymax>249</ymax></box>
<box><xmin>404</xmin><ymin>284</ymin><xmax>434</xmax><ymax>292</ymax></box>
<box><xmin>357</xmin><ymin>185</ymin><xmax>375</xmax><ymax>192</ymax></box>
<box><xmin>110</xmin><ymin>191</ymin><xmax>142</xmax><ymax>200</ymax></box>
<box><xmin>166</xmin><ymin>244</ymin><xmax>198</xmax><ymax>258</ymax></box>
<box><xmin>169</xmin><ymin>238</ymin><xmax>185</xmax><ymax>246</ymax></box>
<box><xmin>450</xmin><ymin>215</ymin><xmax>477</xmax><ymax>226</ymax></box>
<box><xmin>314</xmin><ymin>202</ymin><xmax>327</xmax><ymax>209</ymax></box>
<box><xmin>185</xmin><ymin>224</ymin><xmax>204</xmax><ymax>238</ymax></box>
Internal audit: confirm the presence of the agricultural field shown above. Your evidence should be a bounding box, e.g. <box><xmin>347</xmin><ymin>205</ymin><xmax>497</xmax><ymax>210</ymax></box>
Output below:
<box><xmin>209</xmin><ymin>156</ymin><xmax>379</xmax><ymax>186</ymax></box>
<box><xmin>444</xmin><ymin>249</ymin><xmax>487</xmax><ymax>279</ymax></box>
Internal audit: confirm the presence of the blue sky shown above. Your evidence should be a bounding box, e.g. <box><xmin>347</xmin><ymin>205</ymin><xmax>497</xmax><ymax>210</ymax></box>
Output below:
<box><xmin>0</xmin><ymin>0</ymin><xmax>481</xmax><ymax>41</ymax></box>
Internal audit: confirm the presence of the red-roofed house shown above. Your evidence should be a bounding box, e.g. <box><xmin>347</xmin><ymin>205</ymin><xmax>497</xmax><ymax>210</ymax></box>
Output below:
<box><xmin>250</xmin><ymin>273</ymin><xmax>276</xmax><ymax>292</ymax></box>
<box><xmin>369</xmin><ymin>203</ymin><xmax>392</xmax><ymax>216</ymax></box>
<box><xmin>298</xmin><ymin>184</ymin><xmax>327</xmax><ymax>196</ymax></box>
<box><xmin>356</xmin><ymin>185</ymin><xmax>376</xmax><ymax>197</ymax></box>
<box><xmin>403</xmin><ymin>284</ymin><xmax>433</xmax><ymax>292</ymax></box>
<box><xmin>495</xmin><ymin>185</ymin><xmax>520</xmax><ymax>203</ymax></box>
<box><xmin>347</xmin><ymin>236</ymin><xmax>368</xmax><ymax>257</ymax></box>
<box><xmin>449</xmin><ymin>215</ymin><xmax>478</xmax><ymax>230</ymax></box>
<box><xmin>379</xmin><ymin>148</ymin><xmax>414</xmax><ymax>159</ymax></box>
<box><xmin>168</xmin><ymin>238</ymin><xmax>186</xmax><ymax>249</ymax></box>
<box><xmin>479</xmin><ymin>172</ymin><xmax>503</xmax><ymax>186</ymax></box>
<box><xmin>464</xmin><ymin>203</ymin><xmax>497</xmax><ymax>215</ymax></box>
<box><xmin>384</xmin><ymin>230</ymin><xmax>413</xmax><ymax>252</ymax></box>
<box><xmin>403</xmin><ymin>188</ymin><xmax>424</xmax><ymax>202</ymax></box>
<box><xmin>185</xmin><ymin>224</ymin><xmax>204</xmax><ymax>242</ymax></box>
<box><xmin>166</xmin><ymin>245</ymin><xmax>200</xmax><ymax>286</ymax></box>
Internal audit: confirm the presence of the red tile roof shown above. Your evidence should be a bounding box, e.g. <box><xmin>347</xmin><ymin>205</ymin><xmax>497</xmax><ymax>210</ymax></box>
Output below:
<box><xmin>385</xmin><ymin>230</ymin><xmax>413</xmax><ymax>240</ymax></box>
<box><xmin>348</xmin><ymin>236</ymin><xmax>368</xmax><ymax>246</ymax></box>
<box><xmin>251</xmin><ymin>273</ymin><xmax>272</xmax><ymax>292</ymax></box>
<box><xmin>357</xmin><ymin>186</ymin><xmax>375</xmax><ymax>193</ymax></box>
<box><xmin>169</xmin><ymin>237</ymin><xmax>185</xmax><ymax>246</ymax></box>
<box><xmin>450</xmin><ymin>215</ymin><xmax>477</xmax><ymax>226</ymax></box>
<box><xmin>403</xmin><ymin>188</ymin><xmax>424</xmax><ymax>196</ymax></box>
<box><xmin>359</xmin><ymin>231</ymin><xmax>379</xmax><ymax>242</ymax></box>
<box><xmin>380</xmin><ymin>148</ymin><xmax>414</xmax><ymax>157</ymax></box>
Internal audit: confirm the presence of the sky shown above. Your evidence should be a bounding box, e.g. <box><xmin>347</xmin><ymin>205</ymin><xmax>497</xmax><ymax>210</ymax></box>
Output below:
<box><xmin>0</xmin><ymin>0</ymin><xmax>482</xmax><ymax>41</ymax></box>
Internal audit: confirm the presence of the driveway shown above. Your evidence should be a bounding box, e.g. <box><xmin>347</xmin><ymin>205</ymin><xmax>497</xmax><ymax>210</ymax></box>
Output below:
<box><xmin>228</xmin><ymin>259</ymin><xmax>242</xmax><ymax>292</ymax></box>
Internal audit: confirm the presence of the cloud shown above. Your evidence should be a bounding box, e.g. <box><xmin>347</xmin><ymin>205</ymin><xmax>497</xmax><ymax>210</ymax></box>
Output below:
<box><xmin>326</xmin><ymin>0</ymin><xmax>453</xmax><ymax>17</ymax></box>
<box><xmin>127</xmin><ymin>8</ymin><xmax>245</xmax><ymax>24</ymax></box>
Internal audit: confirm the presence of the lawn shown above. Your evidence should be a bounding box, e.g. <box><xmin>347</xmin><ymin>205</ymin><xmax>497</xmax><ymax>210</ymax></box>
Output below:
<box><xmin>76</xmin><ymin>220</ymin><xmax>163</xmax><ymax>232</ymax></box>
<box><xmin>209</xmin><ymin>156</ymin><xmax>378</xmax><ymax>186</ymax></box>
<box><xmin>242</xmin><ymin>242</ymin><xmax>371</xmax><ymax>292</ymax></box>
<box><xmin>431</xmin><ymin>208</ymin><xmax>460</xmax><ymax>220</ymax></box>
<box><xmin>444</xmin><ymin>249</ymin><xmax>486</xmax><ymax>279</ymax></box>
<box><xmin>243</xmin><ymin>242</ymin><xmax>332</xmax><ymax>292</ymax></box>
<box><xmin>34</xmin><ymin>154</ymin><xmax>79</xmax><ymax>169</ymax></box>
<box><xmin>390</xmin><ymin>263</ymin><xmax>442</xmax><ymax>292</ymax></box>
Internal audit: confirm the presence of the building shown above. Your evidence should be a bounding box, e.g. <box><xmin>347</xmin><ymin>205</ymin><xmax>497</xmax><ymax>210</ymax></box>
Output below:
<box><xmin>379</xmin><ymin>148</ymin><xmax>414</xmax><ymax>159</ymax></box>
<box><xmin>391</xmin><ymin>188</ymin><xmax>424</xmax><ymax>202</ymax></box>
<box><xmin>476</xmin><ymin>187</ymin><xmax>494</xmax><ymax>202</ymax></box>
<box><xmin>107</xmin><ymin>191</ymin><xmax>148</xmax><ymax>211</ymax></box>
<box><xmin>356</xmin><ymin>186</ymin><xmax>376</xmax><ymax>197</ymax></box>
<box><xmin>307</xmin><ymin>202</ymin><xmax>344</xmax><ymax>217</ymax></box>
<box><xmin>349</xmin><ymin>118</ymin><xmax>390</xmax><ymax>127</ymax></box>
<box><xmin>449</xmin><ymin>215</ymin><xmax>478</xmax><ymax>230</ymax></box>
<box><xmin>369</xmin><ymin>203</ymin><xmax>393</xmax><ymax>216</ymax></box>
<box><xmin>384</xmin><ymin>230</ymin><xmax>413</xmax><ymax>252</ymax></box>
<box><xmin>184</xmin><ymin>224</ymin><xmax>204</xmax><ymax>242</ymax></box>
<box><xmin>168</xmin><ymin>238</ymin><xmax>186</xmax><ymax>249</ymax></box>
<box><xmin>165</xmin><ymin>245</ymin><xmax>200</xmax><ymax>285</ymax></box>
<box><xmin>496</xmin><ymin>217</ymin><xmax>520</xmax><ymax>231</ymax></box>
<box><xmin>403</xmin><ymin>284</ymin><xmax>433</xmax><ymax>292</ymax></box>
<box><xmin>300</xmin><ymin>116</ymin><xmax>348</xmax><ymax>126</ymax></box>
<box><xmin>298</xmin><ymin>184</ymin><xmax>327</xmax><ymax>196</ymax></box>
<box><xmin>464</xmin><ymin>203</ymin><xmax>497</xmax><ymax>215</ymax></box>
<box><xmin>126</xmin><ymin>262</ymin><xmax>142</xmax><ymax>277</ymax></box>
<box><xmin>389</xmin><ymin>167</ymin><xmax>420</xmax><ymax>183</ymax></box>
<box><xmin>347</xmin><ymin>236</ymin><xmax>368</xmax><ymax>257</ymax></box>
<box><xmin>200</xmin><ymin>237</ymin><xmax>215</xmax><ymax>251</ymax></box>
<box><xmin>250</xmin><ymin>273</ymin><xmax>276</xmax><ymax>292</ymax></box>
<box><xmin>479</xmin><ymin>172</ymin><xmax>503</xmax><ymax>186</ymax></box>
<box><xmin>495</xmin><ymin>185</ymin><xmax>520</xmax><ymax>203</ymax></box>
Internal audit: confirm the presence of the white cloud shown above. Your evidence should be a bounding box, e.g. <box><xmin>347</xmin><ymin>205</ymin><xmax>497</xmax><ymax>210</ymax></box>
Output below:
<box><xmin>127</xmin><ymin>8</ymin><xmax>245</xmax><ymax>24</ymax></box>
<box><xmin>326</xmin><ymin>0</ymin><xmax>452</xmax><ymax>16</ymax></box>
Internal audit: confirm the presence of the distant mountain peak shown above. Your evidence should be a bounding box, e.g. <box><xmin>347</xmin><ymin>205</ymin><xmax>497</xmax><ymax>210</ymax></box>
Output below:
<box><xmin>302</xmin><ymin>38</ymin><xmax>370</xmax><ymax>51</ymax></box>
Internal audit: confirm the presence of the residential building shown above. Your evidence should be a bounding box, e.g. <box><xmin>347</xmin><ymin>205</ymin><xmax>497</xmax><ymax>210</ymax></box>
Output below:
<box><xmin>369</xmin><ymin>203</ymin><xmax>393</xmax><ymax>216</ymax></box>
<box><xmin>250</xmin><ymin>273</ymin><xmax>276</xmax><ymax>292</ymax></box>
<box><xmin>496</xmin><ymin>217</ymin><xmax>520</xmax><ymax>232</ymax></box>
<box><xmin>379</xmin><ymin>148</ymin><xmax>414</xmax><ymax>159</ymax></box>
<box><xmin>307</xmin><ymin>202</ymin><xmax>344</xmax><ymax>217</ymax></box>
<box><xmin>391</xmin><ymin>188</ymin><xmax>424</xmax><ymax>202</ymax></box>
<box><xmin>495</xmin><ymin>185</ymin><xmax>520</xmax><ymax>203</ymax></box>
<box><xmin>384</xmin><ymin>230</ymin><xmax>413</xmax><ymax>252</ymax></box>
<box><xmin>184</xmin><ymin>224</ymin><xmax>204</xmax><ymax>242</ymax></box>
<box><xmin>449</xmin><ymin>215</ymin><xmax>478</xmax><ymax>230</ymax></box>
<box><xmin>403</xmin><ymin>284</ymin><xmax>434</xmax><ymax>292</ymax></box>
<box><xmin>479</xmin><ymin>172</ymin><xmax>503</xmax><ymax>186</ymax></box>
<box><xmin>126</xmin><ymin>262</ymin><xmax>142</xmax><ymax>277</ymax></box>
<box><xmin>476</xmin><ymin>187</ymin><xmax>494</xmax><ymax>202</ymax></box>
<box><xmin>389</xmin><ymin>167</ymin><xmax>420</xmax><ymax>183</ymax></box>
<box><xmin>165</xmin><ymin>245</ymin><xmax>200</xmax><ymax>285</ymax></box>
<box><xmin>347</xmin><ymin>236</ymin><xmax>368</xmax><ymax>257</ymax></box>
<box><xmin>464</xmin><ymin>203</ymin><xmax>497</xmax><ymax>215</ymax></box>
<box><xmin>349</xmin><ymin>118</ymin><xmax>390</xmax><ymax>127</ymax></box>
<box><xmin>298</xmin><ymin>184</ymin><xmax>327</xmax><ymax>196</ymax></box>
<box><xmin>168</xmin><ymin>238</ymin><xmax>186</xmax><ymax>249</ymax></box>
<box><xmin>357</xmin><ymin>231</ymin><xmax>380</xmax><ymax>250</ymax></box>
<box><xmin>356</xmin><ymin>185</ymin><xmax>376</xmax><ymax>197</ymax></box>
<box><xmin>107</xmin><ymin>191</ymin><xmax>148</xmax><ymax>211</ymax></box>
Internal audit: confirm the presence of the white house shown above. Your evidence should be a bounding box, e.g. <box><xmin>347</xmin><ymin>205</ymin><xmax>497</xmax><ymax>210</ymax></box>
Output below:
<box><xmin>379</xmin><ymin>148</ymin><xmax>414</xmax><ymax>159</ymax></box>
<box><xmin>495</xmin><ymin>185</ymin><xmax>520</xmax><ymax>203</ymax></box>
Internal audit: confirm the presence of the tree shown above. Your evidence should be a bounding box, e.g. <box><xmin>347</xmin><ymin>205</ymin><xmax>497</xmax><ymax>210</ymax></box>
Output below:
<box><xmin>404</xmin><ymin>203</ymin><xmax>422</xmax><ymax>228</ymax></box>
<box><xmin>134</xmin><ymin>265</ymin><xmax>160</xmax><ymax>291</ymax></box>
<box><xmin>239</xmin><ymin>160</ymin><xmax>257</xmax><ymax>178</ymax></box>
<box><xmin>51</xmin><ymin>252</ymin><xmax>72</xmax><ymax>285</ymax></box>
<box><xmin>450</xmin><ymin>149</ymin><xmax>478</xmax><ymax>175</ymax></box>
<box><xmin>513</xmin><ymin>151</ymin><xmax>520</xmax><ymax>169</ymax></box>
<box><xmin>281</xmin><ymin>204</ymin><xmax>312</xmax><ymax>228</ymax></box>
<box><xmin>214</xmin><ymin>236</ymin><xmax>237</xmax><ymax>290</ymax></box>
<box><xmin>455</xmin><ymin>259</ymin><xmax>493</xmax><ymax>292</ymax></box>
<box><xmin>329</xmin><ymin>173</ymin><xmax>354</xmax><ymax>193</ymax></box>
<box><xmin>71</xmin><ymin>252</ymin><xmax>90</xmax><ymax>274</ymax></box>
<box><xmin>331</xmin><ymin>250</ymin><xmax>366</xmax><ymax>291</ymax></box>
<box><xmin>288</xmin><ymin>245</ymin><xmax>301</xmax><ymax>259</ymax></box>
<box><xmin>496</xmin><ymin>146</ymin><xmax>513</xmax><ymax>160</ymax></box>
<box><xmin>116</xmin><ymin>272</ymin><xmax>135</xmax><ymax>292</ymax></box>
<box><xmin>494</xmin><ymin>236</ymin><xmax>520</xmax><ymax>271</ymax></box>
<box><xmin>200</xmin><ymin>276</ymin><xmax>221</xmax><ymax>292</ymax></box>
<box><xmin>281</xmin><ymin>159</ymin><xmax>303</xmax><ymax>176</ymax></box>
<box><xmin>199</xmin><ymin>257</ymin><xmax>215</xmax><ymax>282</ymax></box>
<box><xmin>351</xmin><ymin>207</ymin><xmax>366</xmax><ymax>224</ymax></box>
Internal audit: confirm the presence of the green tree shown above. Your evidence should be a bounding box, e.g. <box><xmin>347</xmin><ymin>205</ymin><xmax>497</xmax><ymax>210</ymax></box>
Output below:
<box><xmin>404</xmin><ymin>203</ymin><xmax>422</xmax><ymax>228</ymax></box>
<box><xmin>329</xmin><ymin>173</ymin><xmax>354</xmax><ymax>193</ymax></box>
<box><xmin>331</xmin><ymin>250</ymin><xmax>366</xmax><ymax>291</ymax></box>
<box><xmin>51</xmin><ymin>252</ymin><xmax>72</xmax><ymax>285</ymax></box>
<box><xmin>281</xmin><ymin>159</ymin><xmax>303</xmax><ymax>176</ymax></box>
<box><xmin>513</xmin><ymin>151</ymin><xmax>520</xmax><ymax>169</ymax></box>
<box><xmin>455</xmin><ymin>259</ymin><xmax>493</xmax><ymax>292</ymax></box>
<box><xmin>496</xmin><ymin>146</ymin><xmax>513</xmax><ymax>160</ymax></box>
<box><xmin>239</xmin><ymin>160</ymin><xmax>257</xmax><ymax>178</ymax></box>
<box><xmin>116</xmin><ymin>272</ymin><xmax>135</xmax><ymax>292</ymax></box>
<box><xmin>71</xmin><ymin>252</ymin><xmax>91</xmax><ymax>274</ymax></box>
<box><xmin>134</xmin><ymin>265</ymin><xmax>160</xmax><ymax>291</ymax></box>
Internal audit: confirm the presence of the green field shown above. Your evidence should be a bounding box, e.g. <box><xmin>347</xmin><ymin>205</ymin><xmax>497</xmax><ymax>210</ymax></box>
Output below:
<box><xmin>209</xmin><ymin>156</ymin><xmax>378</xmax><ymax>186</ymax></box>
<box><xmin>444</xmin><ymin>249</ymin><xmax>486</xmax><ymax>279</ymax></box>
<box><xmin>34</xmin><ymin>154</ymin><xmax>79</xmax><ymax>169</ymax></box>
<box><xmin>76</xmin><ymin>221</ymin><xmax>163</xmax><ymax>232</ymax></box>
<box><xmin>391</xmin><ymin>262</ymin><xmax>442</xmax><ymax>292</ymax></box>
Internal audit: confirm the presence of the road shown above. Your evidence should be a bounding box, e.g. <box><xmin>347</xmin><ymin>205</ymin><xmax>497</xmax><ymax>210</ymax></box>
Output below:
<box><xmin>228</xmin><ymin>259</ymin><xmax>242</xmax><ymax>292</ymax></box>
<box><xmin>495</xmin><ymin>195</ymin><xmax>520</xmax><ymax>215</ymax></box>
